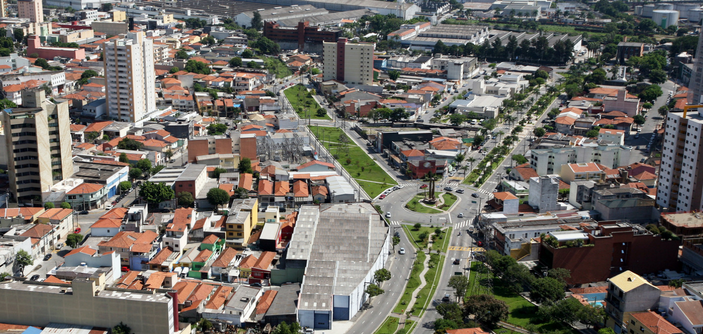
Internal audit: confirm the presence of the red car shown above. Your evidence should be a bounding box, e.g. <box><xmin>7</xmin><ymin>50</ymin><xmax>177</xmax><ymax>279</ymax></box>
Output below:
<box><xmin>420</xmin><ymin>184</ymin><xmax>428</xmax><ymax>189</ymax></box>
<box><xmin>121</xmin><ymin>266</ymin><xmax>129</xmax><ymax>272</ymax></box>
<box><xmin>477</xmin><ymin>241</ymin><xmax>483</xmax><ymax>247</ymax></box>
<box><xmin>379</xmin><ymin>194</ymin><xmax>386</xmax><ymax>200</ymax></box>
<box><xmin>74</xmin><ymin>228</ymin><xmax>81</xmax><ymax>234</ymax></box>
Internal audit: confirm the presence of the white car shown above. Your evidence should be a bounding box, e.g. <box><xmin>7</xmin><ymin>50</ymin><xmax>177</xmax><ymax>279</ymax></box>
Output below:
<box><xmin>399</xmin><ymin>248</ymin><xmax>406</xmax><ymax>255</ymax></box>
<box><xmin>385</xmin><ymin>212</ymin><xmax>392</xmax><ymax>218</ymax></box>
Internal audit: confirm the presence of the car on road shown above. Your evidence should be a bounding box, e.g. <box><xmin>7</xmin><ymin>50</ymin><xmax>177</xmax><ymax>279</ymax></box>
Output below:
<box><xmin>471</xmin><ymin>193</ymin><xmax>479</xmax><ymax>198</ymax></box>
<box><xmin>121</xmin><ymin>266</ymin><xmax>129</xmax><ymax>272</ymax></box>
<box><xmin>30</xmin><ymin>275</ymin><xmax>40</xmax><ymax>281</ymax></box>
<box><xmin>74</xmin><ymin>228</ymin><xmax>81</xmax><ymax>234</ymax></box>
<box><xmin>444</xmin><ymin>186</ymin><xmax>453</xmax><ymax>191</ymax></box>
<box><xmin>379</xmin><ymin>194</ymin><xmax>386</xmax><ymax>200</ymax></box>
<box><xmin>394</xmin><ymin>231</ymin><xmax>400</xmax><ymax>238</ymax></box>
<box><xmin>420</xmin><ymin>184</ymin><xmax>428</xmax><ymax>189</ymax></box>
<box><xmin>458</xmin><ymin>212</ymin><xmax>464</xmax><ymax>218</ymax></box>
<box><xmin>456</xmin><ymin>189</ymin><xmax>464</xmax><ymax>194</ymax></box>
<box><xmin>385</xmin><ymin>212</ymin><xmax>391</xmax><ymax>218</ymax></box>
<box><xmin>453</xmin><ymin>258</ymin><xmax>461</xmax><ymax>265</ymax></box>
<box><xmin>251</xmin><ymin>283</ymin><xmax>262</xmax><ymax>287</ymax></box>
<box><xmin>442</xmin><ymin>294</ymin><xmax>450</xmax><ymax>302</ymax></box>
<box><xmin>477</xmin><ymin>241</ymin><xmax>483</xmax><ymax>247</ymax></box>
<box><xmin>43</xmin><ymin>254</ymin><xmax>52</xmax><ymax>261</ymax></box>
<box><xmin>79</xmin><ymin>210</ymin><xmax>89</xmax><ymax>215</ymax></box>
<box><xmin>399</xmin><ymin>248</ymin><xmax>405</xmax><ymax>255</ymax></box>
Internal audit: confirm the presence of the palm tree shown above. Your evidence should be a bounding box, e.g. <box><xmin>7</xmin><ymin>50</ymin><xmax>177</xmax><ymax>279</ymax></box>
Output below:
<box><xmin>423</xmin><ymin>172</ymin><xmax>441</xmax><ymax>201</ymax></box>
<box><xmin>497</xmin><ymin>130</ymin><xmax>505</xmax><ymax>143</ymax></box>
<box><xmin>467</xmin><ymin>157</ymin><xmax>476</xmax><ymax>171</ymax></box>
<box><xmin>505</xmin><ymin>115</ymin><xmax>516</xmax><ymax>126</ymax></box>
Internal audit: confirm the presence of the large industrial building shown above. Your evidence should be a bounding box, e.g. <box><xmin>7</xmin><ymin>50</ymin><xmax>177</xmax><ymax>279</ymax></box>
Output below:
<box><xmin>237</xmin><ymin>0</ymin><xmax>420</xmax><ymax>19</ymax></box>
<box><xmin>288</xmin><ymin>203</ymin><xmax>389</xmax><ymax>330</ymax></box>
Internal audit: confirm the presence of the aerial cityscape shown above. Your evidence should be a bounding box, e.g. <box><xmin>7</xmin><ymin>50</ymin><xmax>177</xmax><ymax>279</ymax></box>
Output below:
<box><xmin>0</xmin><ymin>0</ymin><xmax>699</xmax><ymax>333</ymax></box>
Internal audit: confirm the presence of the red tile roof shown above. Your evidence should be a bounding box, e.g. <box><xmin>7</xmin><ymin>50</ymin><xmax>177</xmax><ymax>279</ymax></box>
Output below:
<box><xmin>630</xmin><ymin>311</ymin><xmax>683</xmax><ymax>334</ymax></box>
<box><xmin>65</xmin><ymin>245</ymin><xmax>97</xmax><ymax>258</ymax></box>
<box><xmin>67</xmin><ymin>183</ymin><xmax>103</xmax><ymax>195</ymax></box>
<box><xmin>274</xmin><ymin>181</ymin><xmax>289</xmax><ymax>196</ymax></box>
<box><xmin>253</xmin><ymin>251</ymin><xmax>276</xmax><ymax>270</ymax></box>
<box><xmin>297</xmin><ymin>160</ymin><xmax>334</xmax><ymax>170</ymax></box>
<box><xmin>212</xmin><ymin>247</ymin><xmax>238</xmax><ymax>268</ymax></box>
<box><xmin>293</xmin><ymin>180</ymin><xmax>308</xmax><ymax>197</ymax></box>
<box><xmin>256</xmin><ymin>290</ymin><xmax>278</xmax><ymax>314</ymax></box>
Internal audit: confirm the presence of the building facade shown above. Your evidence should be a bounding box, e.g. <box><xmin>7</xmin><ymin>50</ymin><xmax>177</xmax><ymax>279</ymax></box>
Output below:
<box><xmin>17</xmin><ymin>0</ymin><xmax>42</xmax><ymax>23</ymax></box>
<box><xmin>323</xmin><ymin>38</ymin><xmax>374</xmax><ymax>85</ymax></box>
<box><xmin>690</xmin><ymin>32</ymin><xmax>703</xmax><ymax>104</ymax></box>
<box><xmin>657</xmin><ymin>110</ymin><xmax>703</xmax><ymax>212</ymax></box>
<box><xmin>0</xmin><ymin>90</ymin><xmax>73</xmax><ymax>202</ymax></box>
<box><xmin>103</xmin><ymin>31</ymin><xmax>156</xmax><ymax>123</ymax></box>
<box><xmin>530</xmin><ymin>144</ymin><xmax>631</xmax><ymax>175</ymax></box>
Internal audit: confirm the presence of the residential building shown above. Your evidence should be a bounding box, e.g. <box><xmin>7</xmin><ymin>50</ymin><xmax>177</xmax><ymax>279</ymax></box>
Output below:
<box><xmin>540</xmin><ymin>222</ymin><xmax>679</xmax><ymax>285</ymax></box>
<box><xmin>660</xmin><ymin>211</ymin><xmax>703</xmax><ymax>237</ymax></box>
<box><xmin>173</xmin><ymin>164</ymin><xmax>208</xmax><ymax>199</ymax></box>
<box><xmin>603</xmin><ymin>89</ymin><xmax>641</xmax><ymax>117</ymax></box>
<box><xmin>560</xmin><ymin>162</ymin><xmax>606</xmax><ymax>183</ymax></box>
<box><xmin>36</xmin><ymin>208</ymin><xmax>74</xmax><ymax>240</ymax></box>
<box><xmin>0</xmin><ymin>279</ymin><xmax>177</xmax><ymax>334</ymax></box>
<box><xmin>493</xmin><ymin>218</ymin><xmax>596</xmax><ymax>258</ymax></box>
<box><xmin>605</xmin><ymin>271</ymin><xmax>663</xmax><ymax>333</ymax></box>
<box><xmin>0</xmin><ymin>90</ymin><xmax>73</xmax><ymax>202</ymax></box>
<box><xmin>689</xmin><ymin>33</ymin><xmax>703</xmax><ymax>104</ymax></box>
<box><xmin>26</xmin><ymin>36</ymin><xmax>85</xmax><ymax>60</ymax></box>
<box><xmin>628</xmin><ymin>311</ymin><xmax>682</xmax><ymax>334</ymax></box>
<box><xmin>657</xmin><ymin>110</ymin><xmax>703</xmax><ymax>212</ymax></box>
<box><xmin>449</xmin><ymin>95</ymin><xmax>505</xmax><ymax>119</ymax></box>
<box><xmin>65</xmin><ymin>183</ymin><xmax>107</xmax><ymax>211</ymax></box>
<box><xmin>97</xmin><ymin>230</ymin><xmax>159</xmax><ymax>270</ymax></box>
<box><xmin>530</xmin><ymin>144</ymin><xmax>631</xmax><ymax>175</ymax></box>
<box><xmin>103</xmin><ymin>31</ymin><xmax>156</xmax><ymax>123</ymax></box>
<box><xmin>599</xmin><ymin>128</ymin><xmax>626</xmax><ymax>145</ymax></box>
<box><xmin>17</xmin><ymin>0</ymin><xmax>42</xmax><ymax>22</ymax></box>
<box><xmin>528</xmin><ymin>176</ymin><xmax>559</xmax><ymax>213</ymax></box>
<box><xmin>323</xmin><ymin>37</ymin><xmax>374</xmax><ymax>85</ymax></box>
<box><xmin>225</xmin><ymin>198</ymin><xmax>258</xmax><ymax>249</ymax></box>
<box><xmin>617</xmin><ymin>42</ymin><xmax>644</xmax><ymax>64</ymax></box>
<box><xmin>63</xmin><ymin>245</ymin><xmax>121</xmax><ymax>282</ymax></box>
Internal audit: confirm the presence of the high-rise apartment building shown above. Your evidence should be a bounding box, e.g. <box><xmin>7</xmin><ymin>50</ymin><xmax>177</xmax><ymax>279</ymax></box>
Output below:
<box><xmin>17</xmin><ymin>0</ymin><xmax>42</xmax><ymax>23</ymax></box>
<box><xmin>657</xmin><ymin>110</ymin><xmax>703</xmax><ymax>212</ymax></box>
<box><xmin>688</xmin><ymin>33</ymin><xmax>703</xmax><ymax>104</ymax></box>
<box><xmin>103</xmin><ymin>31</ymin><xmax>156</xmax><ymax>123</ymax></box>
<box><xmin>0</xmin><ymin>90</ymin><xmax>73</xmax><ymax>202</ymax></box>
<box><xmin>322</xmin><ymin>37</ymin><xmax>374</xmax><ymax>85</ymax></box>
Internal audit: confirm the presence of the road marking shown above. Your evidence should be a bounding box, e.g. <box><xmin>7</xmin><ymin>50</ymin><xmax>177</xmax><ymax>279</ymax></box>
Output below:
<box><xmin>448</xmin><ymin>246</ymin><xmax>485</xmax><ymax>252</ymax></box>
<box><xmin>389</xmin><ymin>221</ymin><xmax>402</xmax><ymax>226</ymax></box>
<box><xmin>454</xmin><ymin>220</ymin><xmax>471</xmax><ymax>228</ymax></box>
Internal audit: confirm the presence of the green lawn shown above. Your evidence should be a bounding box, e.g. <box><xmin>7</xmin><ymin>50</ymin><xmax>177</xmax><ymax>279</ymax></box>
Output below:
<box><xmin>412</xmin><ymin>253</ymin><xmax>445</xmax><ymax>317</ymax></box>
<box><xmin>285</xmin><ymin>85</ymin><xmax>330</xmax><ymax>120</ymax></box>
<box><xmin>397</xmin><ymin>320</ymin><xmax>415</xmax><ymax>334</ymax></box>
<box><xmin>393</xmin><ymin>251</ymin><xmax>426</xmax><ymax>314</ymax></box>
<box><xmin>432</xmin><ymin>227</ymin><xmax>452</xmax><ymax>252</ymax></box>
<box><xmin>261</xmin><ymin>56</ymin><xmax>292</xmax><ymax>78</ymax></box>
<box><xmin>439</xmin><ymin>193</ymin><xmax>458</xmax><ymax>210</ymax></box>
<box><xmin>308</xmin><ymin>126</ymin><xmax>397</xmax><ymax>198</ymax></box>
<box><xmin>406</xmin><ymin>195</ymin><xmax>443</xmax><ymax>214</ymax></box>
<box><xmin>374</xmin><ymin>316</ymin><xmax>399</xmax><ymax>334</ymax></box>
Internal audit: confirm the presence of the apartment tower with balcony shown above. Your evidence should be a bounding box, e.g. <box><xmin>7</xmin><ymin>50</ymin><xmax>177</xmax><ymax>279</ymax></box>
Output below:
<box><xmin>656</xmin><ymin>109</ymin><xmax>703</xmax><ymax>212</ymax></box>
<box><xmin>322</xmin><ymin>37</ymin><xmax>374</xmax><ymax>85</ymax></box>
<box><xmin>103</xmin><ymin>31</ymin><xmax>156</xmax><ymax>123</ymax></box>
<box><xmin>0</xmin><ymin>89</ymin><xmax>73</xmax><ymax>202</ymax></box>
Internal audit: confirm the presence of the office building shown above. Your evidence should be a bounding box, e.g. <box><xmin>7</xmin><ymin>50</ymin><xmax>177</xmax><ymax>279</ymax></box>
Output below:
<box><xmin>323</xmin><ymin>37</ymin><xmax>374</xmax><ymax>85</ymax></box>
<box><xmin>17</xmin><ymin>0</ymin><xmax>42</xmax><ymax>22</ymax></box>
<box><xmin>0</xmin><ymin>90</ymin><xmax>73</xmax><ymax>202</ymax></box>
<box><xmin>657</xmin><ymin>110</ymin><xmax>703</xmax><ymax>212</ymax></box>
<box><xmin>103</xmin><ymin>31</ymin><xmax>156</xmax><ymax>123</ymax></box>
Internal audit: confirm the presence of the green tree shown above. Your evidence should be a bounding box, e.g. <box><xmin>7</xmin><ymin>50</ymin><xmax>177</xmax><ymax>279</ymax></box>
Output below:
<box><xmin>34</xmin><ymin>58</ymin><xmax>50</xmax><ymax>70</ymax></box>
<box><xmin>530</xmin><ymin>277</ymin><xmax>565</xmax><ymax>304</ymax></box>
<box><xmin>16</xmin><ymin>249</ymin><xmax>33</xmax><ymax>270</ymax></box>
<box><xmin>463</xmin><ymin>294</ymin><xmax>508</xmax><ymax>328</ymax></box>
<box><xmin>213</xmin><ymin>167</ymin><xmax>227</xmax><ymax>180</ymax></box>
<box><xmin>271</xmin><ymin>322</ymin><xmax>302</xmax><ymax>334</ymax></box>
<box><xmin>44</xmin><ymin>202</ymin><xmax>55</xmax><ymax>209</ymax></box>
<box><xmin>247</xmin><ymin>61</ymin><xmax>261</xmax><ymax>69</ymax></box>
<box><xmin>129</xmin><ymin>168</ymin><xmax>143</xmax><ymax>180</ymax></box>
<box><xmin>586</xmin><ymin>129</ymin><xmax>599</xmax><ymax>138</ymax></box>
<box><xmin>547</xmin><ymin>268</ymin><xmax>571</xmax><ymax>285</ymax></box>
<box><xmin>533</xmin><ymin>127</ymin><xmax>546</xmax><ymax>137</ymax></box>
<box><xmin>229</xmin><ymin>57</ymin><xmax>242</xmax><ymax>67</ymax></box>
<box><xmin>66</xmin><ymin>233</ymin><xmax>83</xmax><ymax>248</ymax></box>
<box><xmin>60</xmin><ymin>202</ymin><xmax>71</xmax><ymax>209</ymax></box>
<box><xmin>152</xmin><ymin>165</ymin><xmax>166</xmax><ymax>175</ymax></box>
<box><xmin>648</xmin><ymin>69</ymin><xmax>667</xmax><ymax>84</ymax></box>
<box><xmin>119</xmin><ymin>181</ymin><xmax>132</xmax><ymax>193</ymax></box>
<box><xmin>13</xmin><ymin>29</ymin><xmax>23</xmax><ymax>43</ymax></box>
<box><xmin>235</xmin><ymin>187</ymin><xmax>249</xmax><ymax>199</ymax></box>
<box><xmin>184</xmin><ymin>60</ymin><xmax>211</xmax><ymax>74</ymax></box>
<box><xmin>388</xmin><ymin>70</ymin><xmax>401</xmax><ymax>81</ymax></box>
<box><xmin>136</xmin><ymin>159</ymin><xmax>152</xmax><ymax>172</ymax></box>
<box><xmin>659</xmin><ymin>105</ymin><xmax>669</xmax><ymax>117</ymax></box>
<box><xmin>201</xmin><ymin>35</ymin><xmax>216</xmax><ymax>46</ymax></box>
<box><xmin>118</xmin><ymin>138</ymin><xmax>143</xmax><ymax>150</ymax></box>
<box><xmin>598</xmin><ymin>328</ymin><xmax>616</xmax><ymax>334</ymax></box>
<box><xmin>139</xmin><ymin>181</ymin><xmax>175</xmax><ymax>204</ymax></box>
<box><xmin>119</xmin><ymin>153</ymin><xmax>129</xmax><ymax>164</ymax></box>
<box><xmin>207</xmin><ymin>187</ymin><xmax>231</xmax><ymax>208</ymax></box>
<box><xmin>449</xmin><ymin>113</ymin><xmax>467</xmax><ymax>126</ymax></box>
<box><xmin>374</xmin><ymin>268</ymin><xmax>392</xmax><ymax>283</ymax></box>
<box><xmin>633</xmin><ymin>114</ymin><xmax>646</xmax><ymax>128</ymax></box>
<box><xmin>639</xmin><ymin>85</ymin><xmax>663</xmax><ymax>102</ymax></box>
<box><xmin>365</xmin><ymin>283</ymin><xmax>384</xmax><ymax>302</ymax></box>
<box><xmin>448</xmin><ymin>275</ymin><xmax>470</xmax><ymax>303</ymax></box>
<box><xmin>392</xmin><ymin>236</ymin><xmax>400</xmax><ymax>249</ymax></box>
<box><xmin>175</xmin><ymin>50</ymin><xmax>189</xmax><ymax>60</ymax></box>
<box><xmin>238</xmin><ymin>158</ymin><xmax>253</xmax><ymax>174</ymax></box>
<box><xmin>241</xmin><ymin>49</ymin><xmax>254</xmax><ymax>58</ymax></box>
<box><xmin>389</xmin><ymin>108</ymin><xmax>409</xmax><ymax>122</ymax></box>
<box><xmin>112</xmin><ymin>322</ymin><xmax>131</xmax><ymax>334</ymax></box>
<box><xmin>643</xmin><ymin>102</ymin><xmax>653</xmax><ymax>109</ymax></box>
<box><xmin>177</xmin><ymin>191</ymin><xmax>194</xmax><ymax>208</ymax></box>
<box><xmin>511</xmin><ymin>154</ymin><xmax>528</xmax><ymax>164</ymax></box>
<box><xmin>251</xmin><ymin>11</ymin><xmax>263</xmax><ymax>30</ymax></box>
<box><xmin>169</xmin><ymin>67</ymin><xmax>179</xmax><ymax>74</ymax></box>
<box><xmin>413</xmin><ymin>223</ymin><xmax>422</xmax><ymax>230</ymax></box>
<box><xmin>207</xmin><ymin>123</ymin><xmax>228</xmax><ymax>135</ymax></box>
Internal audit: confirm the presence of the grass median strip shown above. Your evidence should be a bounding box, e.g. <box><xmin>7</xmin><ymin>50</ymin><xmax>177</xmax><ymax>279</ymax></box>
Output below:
<box><xmin>412</xmin><ymin>253</ymin><xmax>445</xmax><ymax>317</ymax></box>
<box><xmin>285</xmin><ymin>85</ymin><xmax>330</xmax><ymax>120</ymax></box>
<box><xmin>439</xmin><ymin>193</ymin><xmax>458</xmax><ymax>210</ymax></box>
<box><xmin>374</xmin><ymin>316</ymin><xmax>399</xmax><ymax>334</ymax></box>
<box><xmin>397</xmin><ymin>320</ymin><xmax>415</xmax><ymax>334</ymax></box>
<box><xmin>308</xmin><ymin>126</ymin><xmax>397</xmax><ymax>197</ymax></box>
<box><xmin>406</xmin><ymin>195</ymin><xmax>443</xmax><ymax>214</ymax></box>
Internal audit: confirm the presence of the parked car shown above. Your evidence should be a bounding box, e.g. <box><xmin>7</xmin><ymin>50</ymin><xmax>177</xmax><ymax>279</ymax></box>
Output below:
<box><xmin>379</xmin><ymin>194</ymin><xmax>386</xmax><ymax>200</ymax></box>
<box><xmin>43</xmin><ymin>254</ymin><xmax>52</xmax><ymax>261</ymax></box>
<box><xmin>444</xmin><ymin>187</ymin><xmax>453</xmax><ymax>191</ymax></box>
<box><xmin>30</xmin><ymin>275</ymin><xmax>40</xmax><ymax>281</ymax></box>
<box><xmin>458</xmin><ymin>212</ymin><xmax>464</xmax><ymax>218</ymax></box>
<box><xmin>477</xmin><ymin>241</ymin><xmax>483</xmax><ymax>247</ymax></box>
<box><xmin>385</xmin><ymin>212</ymin><xmax>391</xmax><ymax>218</ymax></box>
<box><xmin>442</xmin><ymin>294</ymin><xmax>450</xmax><ymax>302</ymax></box>
<box><xmin>456</xmin><ymin>189</ymin><xmax>464</xmax><ymax>194</ymax></box>
<box><xmin>79</xmin><ymin>210</ymin><xmax>89</xmax><ymax>215</ymax></box>
<box><xmin>471</xmin><ymin>193</ymin><xmax>479</xmax><ymax>198</ymax></box>
<box><xmin>399</xmin><ymin>248</ymin><xmax>406</xmax><ymax>255</ymax></box>
<box><xmin>121</xmin><ymin>266</ymin><xmax>129</xmax><ymax>272</ymax></box>
<box><xmin>74</xmin><ymin>228</ymin><xmax>81</xmax><ymax>234</ymax></box>
<box><xmin>420</xmin><ymin>184</ymin><xmax>428</xmax><ymax>189</ymax></box>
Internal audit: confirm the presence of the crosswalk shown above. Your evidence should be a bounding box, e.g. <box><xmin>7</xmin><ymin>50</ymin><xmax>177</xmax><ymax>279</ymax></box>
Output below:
<box><xmin>455</xmin><ymin>220</ymin><xmax>472</xmax><ymax>229</ymax></box>
<box><xmin>389</xmin><ymin>221</ymin><xmax>403</xmax><ymax>226</ymax></box>
<box><xmin>475</xmin><ymin>189</ymin><xmax>495</xmax><ymax>199</ymax></box>
<box><xmin>448</xmin><ymin>246</ymin><xmax>486</xmax><ymax>252</ymax></box>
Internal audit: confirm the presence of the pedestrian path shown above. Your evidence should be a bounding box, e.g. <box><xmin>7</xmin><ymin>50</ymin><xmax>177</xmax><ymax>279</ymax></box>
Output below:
<box><xmin>454</xmin><ymin>220</ymin><xmax>471</xmax><ymax>229</ymax></box>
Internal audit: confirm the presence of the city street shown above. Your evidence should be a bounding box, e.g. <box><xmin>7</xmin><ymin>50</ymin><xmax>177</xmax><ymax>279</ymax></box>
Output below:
<box><xmin>624</xmin><ymin>79</ymin><xmax>676</xmax><ymax>164</ymax></box>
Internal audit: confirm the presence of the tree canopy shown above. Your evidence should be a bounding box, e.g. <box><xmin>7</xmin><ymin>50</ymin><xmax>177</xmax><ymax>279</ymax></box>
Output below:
<box><xmin>207</xmin><ymin>188</ymin><xmax>231</xmax><ymax>208</ymax></box>
<box><xmin>139</xmin><ymin>181</ymin><xmax>175</xmax><ymax>204</ymax></box>
<box><xmin>184</xmin><ymin>60</ymin><xmax>211</xmax><ymax>74</ymax></box>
